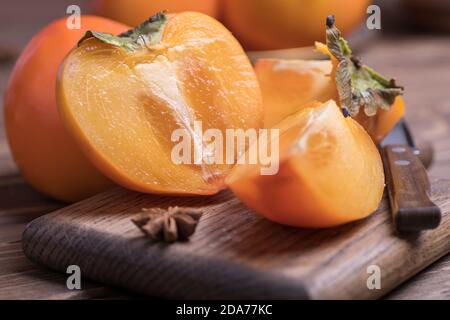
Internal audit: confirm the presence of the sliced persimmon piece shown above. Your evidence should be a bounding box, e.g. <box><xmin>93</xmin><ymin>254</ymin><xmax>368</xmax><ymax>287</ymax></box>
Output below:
<box><xmin>57</xmin><ymin>12</ymin><xmax>263</xmax><ymax>195</ymax></box>
<box><xmin>226</xmin><ymin>100</ymin><xmax>385</xmax><ymax>228</ymax></box>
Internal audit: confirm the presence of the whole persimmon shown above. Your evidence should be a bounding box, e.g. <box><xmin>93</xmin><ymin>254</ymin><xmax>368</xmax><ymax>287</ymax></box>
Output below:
<box><xmin>226</xmin><ymin>100</ymin><xmax>385</xmax><ymax>228</ymax></box>
<box><xmin>57</xmin><ymin>12</ymin><xmax>263</xmax><ymax>195</ymax></box>
<box><xmin>92</xmin><ymin>0</ymin><xmax>220</xmax><ymax>27</ymax></box>
<box><xmin>4</xmin><ymin>16</ymin><xmax>129</xmax><ymax>202</ymax></box>
<box><xmin>222</xmin><ymin>0</ymin><xmax>370</xmax><ymax>50</ymax></box>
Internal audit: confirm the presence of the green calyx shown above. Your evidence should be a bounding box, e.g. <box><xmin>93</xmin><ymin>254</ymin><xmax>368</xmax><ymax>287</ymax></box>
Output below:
<box><xmin>78</xmin><ymin>11</ymin><xmax>168</xmax><ymax>51</ymax></box>
<box><xmin>325</xmin><ymin>15</ymin><xmax>404</xmax><ymax>117</ymax></box>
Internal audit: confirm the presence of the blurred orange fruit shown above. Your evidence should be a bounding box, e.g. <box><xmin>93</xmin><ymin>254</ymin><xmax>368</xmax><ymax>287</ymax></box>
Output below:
<box><xmin>222</xmin><ymin>0</ymin><xmax>370</xmax><ymax>50</ymax></box>
<box><xmin>92</xmin><ymin>0</ymin><xmax>220</xmax><ymax>26</ymax></box>
<box><xmin>3</xmin><ymin>16</ymin><xmax>129</xmax><ymax>202</ymax></box>
<box><xmin>315</xmin><ymin>39</ymin><xmax>405</xmax><ymax>143</ymax></box>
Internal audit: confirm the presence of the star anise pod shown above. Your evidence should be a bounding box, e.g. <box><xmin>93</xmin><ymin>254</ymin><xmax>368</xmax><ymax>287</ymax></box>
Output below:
<box><xmin>131</xmin><ymin>207</ymin><xmax>203</xmax><ymax>242</ymax></box>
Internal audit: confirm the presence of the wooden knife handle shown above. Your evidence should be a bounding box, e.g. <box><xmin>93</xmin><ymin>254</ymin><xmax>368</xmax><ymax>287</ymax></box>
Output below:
<box><xmin>382</xmin><ymin>145</ymin><xmax>441</xmax><ymax>232</ymax></box>
<box><xmin>415</xmin><ymin>140</ymin><xmax>433</xmax><ymax>169</ymax></box>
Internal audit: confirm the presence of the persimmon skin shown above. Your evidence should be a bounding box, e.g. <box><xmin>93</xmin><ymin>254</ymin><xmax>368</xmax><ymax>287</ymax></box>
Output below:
<box><xmin>226</xmin><ymin>101</ymin><xmax>385</xmax><ymax>228</ymax></box>
<box><xmin>3</xmin><ymin>16</ymin><xmax>128</xmax><ymax>202</ymax></box>
<box><xmin>92</xmin><ymin>0</ymin><xmax>220</xmax><ymax>26</ymax></box>
<box><xmin>57</xmin><ymin>12</ymin><xmax>263</xmax><ymax>196</ymax></box>
<box><xmin>222</xmin><ymin>0</ymin><xmax>370</xmax><ymax>50</ymax></box>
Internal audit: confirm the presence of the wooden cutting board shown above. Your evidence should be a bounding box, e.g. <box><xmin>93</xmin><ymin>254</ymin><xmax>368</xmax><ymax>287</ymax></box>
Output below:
<box><xmin>22</xmin><ymin>179</ymin><xmax>450</xmax><ymax>299</ymax></box>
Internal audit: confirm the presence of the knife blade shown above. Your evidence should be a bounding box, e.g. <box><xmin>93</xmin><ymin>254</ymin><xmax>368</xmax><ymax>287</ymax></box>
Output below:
<box><xmin>380</xmin><ymin>120</ymin><xmax>441</xmax><ymax>232</ymax></box>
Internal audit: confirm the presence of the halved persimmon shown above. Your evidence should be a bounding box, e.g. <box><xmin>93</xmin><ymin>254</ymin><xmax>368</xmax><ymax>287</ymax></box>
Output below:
<box><xmin>315</xmin><ymin>17</ymin><xmax>404</xmax><ymax>142</ymax></box>
<box><xmin>255</xmin><ymin>17</ymin><xmax>405</xmax><ymax>143</ymax></box>
<box><xmin>226</xmin><ymin>100</ymin><xmax>385</xmax><ymax>228</ymax></box>
<box><xmin>57</xmin><ymin>12</ymin><xmax>263</xmax><ymax>195</ymax></box>
<box><xmin>255</xmin><ymin>58</ymin><xmax>405</xmax><ymax>142</ymax></box>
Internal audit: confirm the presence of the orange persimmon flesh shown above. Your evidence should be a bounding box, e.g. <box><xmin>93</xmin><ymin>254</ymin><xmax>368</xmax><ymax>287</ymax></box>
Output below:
<box><xmin>226</xmin><ymin>100</ymin><xmax>385</xmax><ymax>228</ymax></box>
<box><xmin>57</xmin><ymin>12</ymin><xmax>263</xmax><ymax>195</ymax></box>
<box><xmin>255</xmin><ymin>58</ymin><xmax>337</xmax><ymax>127</ymax></box>
<box><xmin>255</xmin><ymin>58</ymin><xmax>405</xmax><ymax>142</ymax></box>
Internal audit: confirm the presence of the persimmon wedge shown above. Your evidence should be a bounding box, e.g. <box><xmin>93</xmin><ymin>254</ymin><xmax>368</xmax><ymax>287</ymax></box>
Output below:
<box><xmin>57</xmin><ymin>12</ymin><xmax>263</xmax><ymax>195</ymax></box>
<box><xmin>226</xmin><ymin>100</ymin><xmax>385</xmax><ymax>228</ymax></box>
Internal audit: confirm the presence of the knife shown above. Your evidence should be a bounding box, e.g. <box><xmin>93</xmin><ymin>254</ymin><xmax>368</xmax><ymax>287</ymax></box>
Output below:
<box><xmin>380</xmin><ymin>120</ymin><xmax>441</xmax><ymax>232</ymax></box>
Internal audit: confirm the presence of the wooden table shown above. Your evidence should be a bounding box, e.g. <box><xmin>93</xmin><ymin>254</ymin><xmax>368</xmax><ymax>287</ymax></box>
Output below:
<box><xmin>0</xmin><ymin>1</ymin><xmax>449</xmax><ymax>300</ymax></box>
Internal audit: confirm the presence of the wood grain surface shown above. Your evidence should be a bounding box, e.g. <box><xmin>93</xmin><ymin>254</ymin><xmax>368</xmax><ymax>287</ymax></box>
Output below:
<box><xmin>0</xmin><ymin>155</ymin><xmax>135</xmax><ymax>299</ymax></box>
<box><xmin>1</xmin><ymin>0</ymin><xmax>450</xmax><ymax>300</ymax></box>
<box><xmin>21</xmin><ymin>179</ymin><xmax>450</xmax><ymax>299</ymax></box>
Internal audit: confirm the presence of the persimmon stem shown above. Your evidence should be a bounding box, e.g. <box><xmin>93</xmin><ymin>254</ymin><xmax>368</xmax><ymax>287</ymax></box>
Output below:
<box><xmin>326</xmin><ymin>15</ymin><xmax>335</xmax><ymax>28</ymax></box>
<box><xmin>324</xmin><ymin>17</ymin><xmax>404</xmax><ymax>117</ymax></box>
<box><xmin>78</xmin><ymin>11</ymin><xmax>168</xmax><ymax>51</ymax></box>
